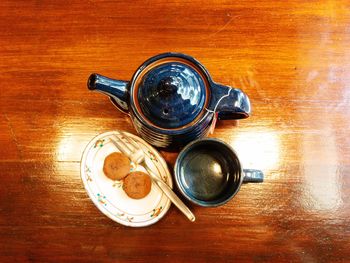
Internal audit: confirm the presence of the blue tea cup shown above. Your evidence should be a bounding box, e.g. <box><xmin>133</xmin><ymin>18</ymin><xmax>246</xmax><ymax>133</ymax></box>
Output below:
<box><xmin>174</xmin><ymin>138</ymin><xmax>263</xmax><ymax>207</ymax></box>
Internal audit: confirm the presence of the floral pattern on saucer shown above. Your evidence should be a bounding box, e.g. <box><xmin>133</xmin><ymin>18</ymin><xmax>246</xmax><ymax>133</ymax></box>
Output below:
<box><xmin>81</xmin><ymin>131</ymin><xmax>173</xmax><ymax>227</ymax></box>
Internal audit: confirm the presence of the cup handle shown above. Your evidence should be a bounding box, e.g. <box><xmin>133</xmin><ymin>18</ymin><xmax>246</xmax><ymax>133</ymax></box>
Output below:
<box><xmin>243</xmin><ymin>169</ymin><xmax>264</xmax><ymax>183</ymax></box>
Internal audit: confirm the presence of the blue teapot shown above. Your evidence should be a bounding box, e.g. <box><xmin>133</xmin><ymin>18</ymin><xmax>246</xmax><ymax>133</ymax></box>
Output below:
<box><xmin>88</xmin><ymin>53</ymin><xmax>251</xmax><ymax>148</ymax></box>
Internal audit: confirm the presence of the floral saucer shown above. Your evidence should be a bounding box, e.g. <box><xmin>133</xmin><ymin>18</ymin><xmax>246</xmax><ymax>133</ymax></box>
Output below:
<box><xmin>80</xmin><ymin>131</ymin><xmax>172</xmax><ymax>227</ymax></box>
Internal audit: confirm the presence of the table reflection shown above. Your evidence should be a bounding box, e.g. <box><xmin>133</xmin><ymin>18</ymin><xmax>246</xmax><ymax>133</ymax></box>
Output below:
<box><xmin>56</xmin><ymin>129</ymin><xmax>95</xmax><ymax>162</ymax></box>
<box><xmin>229</xmin><ymin>130</ymin><xmax>281</xmax><ymax>174</ymax></box>
<box><xmin>301</xmin><ymin>130</ymin><xmax>342</xmax><ymax>212</ymax></box>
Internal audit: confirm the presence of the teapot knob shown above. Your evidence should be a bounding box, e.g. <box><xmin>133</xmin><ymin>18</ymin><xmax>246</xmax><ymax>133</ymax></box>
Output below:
<box><xmin>157</xmin><ymin>77</ymin><xmax>179</xmax><ymax>98</ymax></box>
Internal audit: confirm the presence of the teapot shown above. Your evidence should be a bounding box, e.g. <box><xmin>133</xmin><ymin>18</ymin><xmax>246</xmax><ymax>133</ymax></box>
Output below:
<box><xmin>87</xmin><ymin>53</ymin><xmax>251</xmax><ymax>148</ymax></box>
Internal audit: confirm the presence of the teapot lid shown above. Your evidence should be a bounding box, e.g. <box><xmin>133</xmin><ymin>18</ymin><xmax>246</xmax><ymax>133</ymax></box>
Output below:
<box><xmin>132</xmin><ymin>56</ymin><xmax>210</xmax><ymax>129</ymax></box>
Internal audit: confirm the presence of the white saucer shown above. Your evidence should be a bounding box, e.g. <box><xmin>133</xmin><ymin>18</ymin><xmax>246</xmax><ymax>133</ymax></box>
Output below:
<box><xmin>80</xmin><ymin>131</ymin><xmax>172</xmax><ymax>227</ymax></box>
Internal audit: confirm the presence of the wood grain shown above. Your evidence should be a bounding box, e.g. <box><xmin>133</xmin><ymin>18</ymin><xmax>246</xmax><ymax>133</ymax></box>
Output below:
<box><xmin>1</xmin><ymin>0</ymin><xmax>349</xmax><ymax>261</ymax></box>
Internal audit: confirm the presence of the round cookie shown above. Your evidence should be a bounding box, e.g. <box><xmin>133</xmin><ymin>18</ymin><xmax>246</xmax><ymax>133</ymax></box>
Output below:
<box><xmin>103</xmin><ymin>152</ymin><xmax>131</xmax><ymax>180</ymax></box>
<box><xmin>123</xmin><ymin>171</ymin><xmax>152</xmax><ymax>199</ymax></box>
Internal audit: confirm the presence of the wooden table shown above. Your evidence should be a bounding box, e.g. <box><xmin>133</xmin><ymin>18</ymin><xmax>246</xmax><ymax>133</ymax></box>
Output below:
<box><xmin>1</xmin><ymin>0</ymin><xmax>349</xmax><ymax>261</ymax></box>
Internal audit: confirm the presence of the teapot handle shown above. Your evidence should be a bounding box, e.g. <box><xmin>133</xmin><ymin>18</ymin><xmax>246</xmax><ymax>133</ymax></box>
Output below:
<box><xmin>208</xmin><ymin>83</ymin><xmax>251</xmax><ymax>120</ymax></box>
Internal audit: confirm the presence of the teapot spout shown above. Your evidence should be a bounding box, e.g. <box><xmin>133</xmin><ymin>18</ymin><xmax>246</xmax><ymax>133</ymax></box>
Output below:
<box><xmin>88</xmin><ymin>73</ymin><xmax>129</xmax><ymax>113</ymax></box>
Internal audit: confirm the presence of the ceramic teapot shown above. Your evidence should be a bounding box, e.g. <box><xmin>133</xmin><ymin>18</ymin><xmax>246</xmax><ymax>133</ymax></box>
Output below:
<box><xmin>87</xmin><ymin>53</ymin><xmax>251</xmax><ymax>148</ymax></box>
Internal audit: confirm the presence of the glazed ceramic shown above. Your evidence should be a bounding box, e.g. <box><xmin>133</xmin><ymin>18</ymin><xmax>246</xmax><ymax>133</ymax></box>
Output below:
<box><xmin>80</xmin><ymin>131</ymin><xmax>173</xmax><ymax>227</ymax></box>
<box><xmin>88</xmin><ymin>53</ymin><xmax>251</xmax><ymax>148</ymax></box>
<box><xmin>174</xmin><ymin>138</ymin><xmax>263</xmax><ymax>207</ymax></box>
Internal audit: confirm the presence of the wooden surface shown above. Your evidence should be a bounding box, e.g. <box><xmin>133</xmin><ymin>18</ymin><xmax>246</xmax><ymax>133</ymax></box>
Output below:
<box><xmin>1</xmin><ymin>0</ymin><xmax>350</xmax><ymax>261</ymax></box>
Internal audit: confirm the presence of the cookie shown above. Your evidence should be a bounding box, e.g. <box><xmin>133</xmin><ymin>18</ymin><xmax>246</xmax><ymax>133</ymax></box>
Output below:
<box><xmin>103</xmin><ymin>152</ymin><xmax>131</xmax><ymax>180</ymax></box>
<box><xmin>123</xmin><ymin>171</ymin><xmax>152</xmax><ymax>199</ymax></box>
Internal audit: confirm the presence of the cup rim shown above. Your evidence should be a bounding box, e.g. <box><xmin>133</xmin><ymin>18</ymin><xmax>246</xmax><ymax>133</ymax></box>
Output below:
<box><xmin>174</xmin><ymin>138</ymin><xmax>244</xmax><ymax>207</ymax></box>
